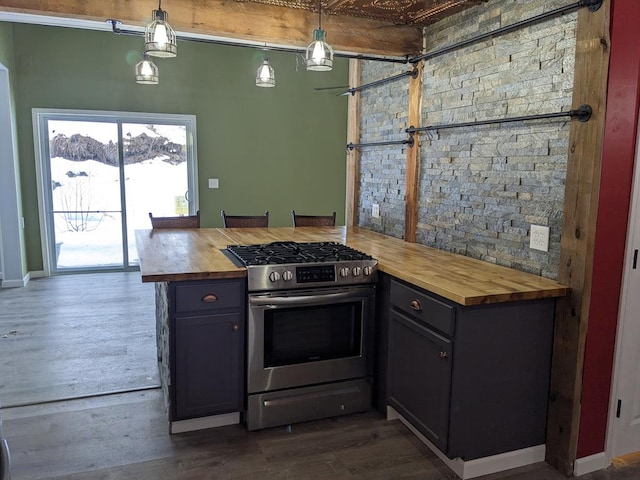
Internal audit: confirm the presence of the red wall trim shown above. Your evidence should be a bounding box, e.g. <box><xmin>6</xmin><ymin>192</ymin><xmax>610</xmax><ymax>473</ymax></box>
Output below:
<box><xmin>577</xmin><ymin>0</ymin><xmax>640</xmax><ymax>458</ymax></box>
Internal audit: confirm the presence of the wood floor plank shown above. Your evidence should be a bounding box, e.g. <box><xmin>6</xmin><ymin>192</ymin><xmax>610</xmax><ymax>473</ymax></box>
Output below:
<box><xmin>0</xmin><ymin>272</ymin><xmax>158</xmax><ymax>407</ymax></box>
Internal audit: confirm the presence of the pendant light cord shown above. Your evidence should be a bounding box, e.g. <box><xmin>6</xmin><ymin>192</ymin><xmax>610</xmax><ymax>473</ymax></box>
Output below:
<box><xmin>318</xmin><ymin>0</ymin><xmax>322</xmax><ymax>29</ymax></box>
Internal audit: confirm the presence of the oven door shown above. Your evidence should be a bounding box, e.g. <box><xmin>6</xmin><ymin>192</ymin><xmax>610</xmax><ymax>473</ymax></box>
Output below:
<box><xmin>247</xmin><ymin>285</ymin><xmax>375</xmax><ymax>394</ymax></box>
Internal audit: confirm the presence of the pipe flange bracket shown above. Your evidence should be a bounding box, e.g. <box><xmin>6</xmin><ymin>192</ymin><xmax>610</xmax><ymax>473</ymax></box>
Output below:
<box><xmin>585</xmin><ymin>0</ymin><xmax>602</xmax><ymax>12</ymax></box>
<box><xmin>576</xmin><ymin>104</ymin><xmax>593</xmax><ymax>122</ymax></box>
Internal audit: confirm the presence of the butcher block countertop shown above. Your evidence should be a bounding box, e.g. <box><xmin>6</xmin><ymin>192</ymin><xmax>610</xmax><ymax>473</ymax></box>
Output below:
<box><xmin>135</xmin><ymin>228</ymin><xmax>245</xmax><ymax>283</ymax></box>
<box><xmin>136</xmin><ymin>226</ymin><xmax>568</xmax><ymax>306</ymax></box>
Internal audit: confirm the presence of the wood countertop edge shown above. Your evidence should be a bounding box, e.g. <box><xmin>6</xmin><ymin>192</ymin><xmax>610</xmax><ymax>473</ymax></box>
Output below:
<box><xmin>377</xmin><ymin>265</ymin><xmax>569</xmax><ymax>306</ymax></box>
<box><xmin>141</xmin><ymin>270</ymin><xmax>247</xmax><ymax>283</ymax></box>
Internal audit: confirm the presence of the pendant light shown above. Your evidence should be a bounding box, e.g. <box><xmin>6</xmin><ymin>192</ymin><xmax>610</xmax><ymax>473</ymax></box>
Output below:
<box><xmin>145</xmin><ymin>0</ymin><xmax>177</xmax><ymax>58</ymax></box>
<box><xmin>135</xmin><ymin>54</ymin><xmax>159</xmax><ymax>84</ymax></box>
<box><xmin>256</xmin><ymin>51</ymin><xmax>276</xmax><ymax>88</ymax></box>
<box><xmin>305</xmin><ymin>0</ymin><xmax>333</xmax><ymax>71</ymax></box>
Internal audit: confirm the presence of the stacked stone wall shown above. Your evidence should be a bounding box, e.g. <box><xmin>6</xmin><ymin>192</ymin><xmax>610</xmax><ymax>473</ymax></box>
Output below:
<box><xmin>358</xmin><ymin>0</ymin><xmax>577</xmax><ymax>278</ymax></box>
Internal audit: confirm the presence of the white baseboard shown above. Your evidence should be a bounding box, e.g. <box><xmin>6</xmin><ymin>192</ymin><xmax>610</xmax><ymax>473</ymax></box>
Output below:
<box><xmin>170</xmin><ymin>412</ymin><xmax>240</xmax><ymax>434</ymax></box>
<box><xmin>1</xmin><ymin>273</ymin><xmax>28</xmax><ymax>288</ymax></box>
<box><xmin>574</xmin><ymin>452</ymin><xmax>609</xmax><ymax>476</ymax></box>
<box><xmin>1</xmin><ymin>278</ymin><xmax>25</xmax><ymax>288</ymax></box>
<box><xmin>387</xmin><ymin>406</ymin><xmax>546</xmax><ymax>480</ymax></box>
<box><xmin>1</xmin><ymin>270</ymin><xmax>46</xmax><ymax>288</ymax></box>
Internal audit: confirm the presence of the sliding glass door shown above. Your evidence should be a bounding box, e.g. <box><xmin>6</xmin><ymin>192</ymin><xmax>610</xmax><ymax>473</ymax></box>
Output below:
<box><xmin>34</xmin><ymin>110</ymin><xmax>198</xmax><ymax>273</ymax></box>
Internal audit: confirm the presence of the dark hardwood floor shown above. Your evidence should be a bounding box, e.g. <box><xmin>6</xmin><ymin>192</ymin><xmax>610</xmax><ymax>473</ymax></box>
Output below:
<box><xmin>1</xmin><ymin>272</ymin><xmax>639</xmax><ymax>479</ymax></box>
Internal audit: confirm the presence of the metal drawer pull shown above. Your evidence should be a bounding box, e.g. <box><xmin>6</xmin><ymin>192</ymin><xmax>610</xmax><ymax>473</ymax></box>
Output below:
<box><xmin>439</xmin><ymin>351</ymin><xmax>448</xmax><ymax>359</ymax></box>
<box><xmin>201</xmin><ymin>293</ymin><xmax>218</xmax><ymax>303</ymax></box>
<box><xmin>410</xmin><ymin>299</ymin><xmax>422</xmax><ymax>312</ymax></box>
<box><xmin>232</xmin><ymin>325</ymin><xmax>240</xmax><ymax>332</ymax></box>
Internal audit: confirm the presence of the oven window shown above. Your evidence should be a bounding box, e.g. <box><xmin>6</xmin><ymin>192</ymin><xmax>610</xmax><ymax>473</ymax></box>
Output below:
<box><xmin>264</xmin><ymin>302</ymin><xmax>362</xmax><ymax>367</ymax></box>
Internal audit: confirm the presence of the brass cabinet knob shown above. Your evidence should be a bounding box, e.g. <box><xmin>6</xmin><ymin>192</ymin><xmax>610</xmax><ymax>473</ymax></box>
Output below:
<box><xmin>410</xmin><ymin>299</ymin><xmax>422</xmax><ymax>312</ymax></box>
<box><xmin>232</xmin><ymin>325</ymin><xmax>240</xmax><ymax>331</ymax></box>
<box><xmin>201</xmin><ymin>293</ymin><xmax>218</xmax><ymax>303</ymax></box>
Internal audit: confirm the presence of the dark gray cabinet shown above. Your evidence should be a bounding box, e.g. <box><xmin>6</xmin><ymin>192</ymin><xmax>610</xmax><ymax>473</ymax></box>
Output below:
<box><xmin>385</xmin><ymin>275</ymin><xmax>555</xmax><ymax>461</ymax></box>
<box><xmin>388</xmin><ymin>309</ymin><xmax>452</xmax><ymax>451</ymax></box>
<box><xmin>174</xmin><ymin>311</ymin><xmax>243</xmax><ymax>420</ymax></box>
<box><xmin>157</xmin><ymin>278</ymin><xmax>246</xmax><ymax>422</ymax></box>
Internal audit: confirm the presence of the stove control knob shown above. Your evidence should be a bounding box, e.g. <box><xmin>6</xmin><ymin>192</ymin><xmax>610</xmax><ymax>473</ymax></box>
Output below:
<box><xmin>339</xmin><ymin>267</ymin><xmax>350</xmax><ymax>277</ymax></box>
<box><xmin>352</xmin><ymin>266</ymin><xmax>362</xmax><ymax>277</ymax></box>
<box><xmin>363</xmin><ymin>266</ymin><xmax>373</xmax><ymax>276</ymax></box>
<box><xmin>282</xmin><ymin>270</ymin><xmax>293</xmax><ymax>281</ymax></box>
<box><xmin>269</xmin><ymin>271</ymin><xmax>281</xmax><ymax>283</ymax></box>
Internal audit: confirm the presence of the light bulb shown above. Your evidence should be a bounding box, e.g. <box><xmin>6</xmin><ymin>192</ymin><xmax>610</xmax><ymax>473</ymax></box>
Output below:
<box><xmin>258</xmin><ymin>64</ymin><xmax>271</xmax><ymax>82</ymax></box>
<box><xmin>312</xmin><ymin>41</ymin><xmax>326</xmax><ymax>63</ymax></box>
<box><xmin>153</xmin><ymin>23</ymin><xmax>168</xmax><ymax>47</ymax></box>
<box><xmin>141</xmin><ymin>60</ymin><xmax>153</xmax><ymax>76</ymax></box>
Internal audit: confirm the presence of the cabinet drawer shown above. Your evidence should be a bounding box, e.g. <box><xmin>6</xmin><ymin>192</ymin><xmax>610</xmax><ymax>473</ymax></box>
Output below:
<box><xmin>390</xmin><ymin>279</ymin><xmax>455</xmax><ymax>336</ymax></box>
<box><xmin>174</xmin><ymin>281</ymin><xmax>244</xmax><ymax>314</ymax></box>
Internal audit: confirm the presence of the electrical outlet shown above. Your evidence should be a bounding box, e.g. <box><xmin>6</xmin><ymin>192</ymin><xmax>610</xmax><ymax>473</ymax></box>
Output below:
<box><xmin>530</xmin><ymin>225</ymin><xmax>550</xmax><ymax>252</ymax></box>
<box><xmin>372</xmin><ymin>203</ymin><xmax>380</xmax><ymax>218</ymax></box>
<box><xmin>208</xmin><ymin>178</ymin><xmax>219</xmax><ymax>189</ymax></box>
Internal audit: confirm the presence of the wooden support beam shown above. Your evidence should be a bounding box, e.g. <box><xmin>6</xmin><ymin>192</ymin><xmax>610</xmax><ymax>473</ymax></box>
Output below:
<box><xmin>404</xmin><ymin>61</ymin><xmax>423</xmax><ymax>242</ymax></box>
<box><xmin>545</xmin><ymin>0</ymin><xmax>611</xmax><ymax>474</ymax></box>
<box><xmin>0</xmin><ymin>0</ymin><xmax>422</xmax><ymax>57</ymax></box>
<box><xmin>345</xmin><ymin>59</ymin><xmax>361</xmax><ymax>227</ymax></box>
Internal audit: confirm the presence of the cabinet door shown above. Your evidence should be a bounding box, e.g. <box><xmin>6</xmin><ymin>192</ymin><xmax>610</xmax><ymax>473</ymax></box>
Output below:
<box><xmin>388</xmin><ymin>310</ymin><xmax>452</xmax><ymax>451</ymax></box>
<box><xmin>174</xmin><ymin>312</ymin><xmax>244</xmax><ymax>420</ymax></box>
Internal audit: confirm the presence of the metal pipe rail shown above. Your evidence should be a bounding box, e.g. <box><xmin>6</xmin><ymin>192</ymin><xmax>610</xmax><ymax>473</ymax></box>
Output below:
<box><xmin>345</xmin><ymin>68</ymin><xmax>418</xmax><ymax>96</ymax></box>
<box><xmin>409</xmin><ymin>0</ymin><xmax>602</xmax><ymax>64</ymax></box>
<box><xmin>108</xmin><ymin>20</ymin><xmax>409</xmax><ymax>64</ymax></box>
<box><xmin>336</xmin><ymin>0</ymin><xmax>601</xmax><ymax>97</ymax></box>
<box><xmin>405</xmin><ymin>104</ymin><xmax>592</xmax><ymax>134</ymax></box>
<box><xmin>347</xmin><ymin>136</ymin><xmax>415</xmax><ymax>151</ymax></box>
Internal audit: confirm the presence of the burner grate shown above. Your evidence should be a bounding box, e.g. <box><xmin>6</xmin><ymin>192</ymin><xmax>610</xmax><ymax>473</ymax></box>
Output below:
<box><xmin>226</xmin><ymin>241</ymin><xmax>372</xmax><ymax>266</ymax></box>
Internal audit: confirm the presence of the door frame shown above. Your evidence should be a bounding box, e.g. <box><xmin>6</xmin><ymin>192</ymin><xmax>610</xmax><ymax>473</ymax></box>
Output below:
<box><xmin>32</xmin><ymin>108</ymin><xmax>199</xmax><ymax>275</ymax></box>
<box><xmin>0</xmin><ymin>63</ymin><xmax>26</xmax><ymax>287</ymax></box>
<box><xmin>606</xmin><ymin>106</ymin><xmax>640</xmax><ymax>460</ymax></box>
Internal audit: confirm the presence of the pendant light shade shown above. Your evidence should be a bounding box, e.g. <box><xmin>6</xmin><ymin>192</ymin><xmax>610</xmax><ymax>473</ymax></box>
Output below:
<box><xmin>306</xmin><ymin>1</ymin><xmax>333</xmax><ymax>71</ymax></box>
<box><xmin>256</xmin><ymin>55</ymin><xmax>276</xmax><ymax>87</ymax></box>
<box><xmin>305</xmin><ymin>28</ymin><xmax>333</xmax><ymax>71</ymax></box>
<box><xmin>145</xmin><ymin>1</ymin><xmax>177</xmax><ymax>58</ymax></box>
<box><xmin>135</xmin><ymin>54</ymin><xmax>159</xmax><ymax>84</ymax></box>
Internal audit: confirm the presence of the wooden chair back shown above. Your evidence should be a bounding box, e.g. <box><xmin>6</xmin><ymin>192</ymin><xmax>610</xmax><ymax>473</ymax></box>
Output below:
<box><xmin>149</xmin><ymin>211</ymin><xmax>200</xmax><ymax>229</ymax></box>
<box><xmin>221</xmin><ymin>210</ymin><xmax>269</xmax><ymax>228</ymax></box>
<box><xmin>291</xmin><ymin>210</ymin><xmax>336</xmax><ymax>227</ymax></box>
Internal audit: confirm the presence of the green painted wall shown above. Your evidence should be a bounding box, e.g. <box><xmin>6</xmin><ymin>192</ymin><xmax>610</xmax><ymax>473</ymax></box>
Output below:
<box><xmin>11</xmin><ymin>23</ymin><xmax>349</xmax><ymax>272</ymax></box>
<box><xmin>0</xmin><ymin>22</ymin><xmax>14</xmax><ymax>67</ymax></box>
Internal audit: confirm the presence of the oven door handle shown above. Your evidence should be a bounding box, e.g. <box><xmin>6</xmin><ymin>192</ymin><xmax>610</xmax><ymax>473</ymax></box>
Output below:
<box><xmin>250</xmin><ymin>290</ymin><xmax>368</xmax><ymax>308</ymax></box>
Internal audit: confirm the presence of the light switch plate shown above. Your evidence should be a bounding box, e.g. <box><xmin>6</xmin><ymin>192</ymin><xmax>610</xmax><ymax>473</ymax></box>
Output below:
<box><xmin>208</xmin><ymin>178</ymin><xmax>219</xmax><ymax>189</ymax></box>
<box><xmin>530</xmin><ymin>225</ymin><xmax>550</xmax><ymax>252</ymax></box>
<box><xmin>372</xmin><ymin>203</ymin><xmax>380</xmax><ymax>218</ymax></box>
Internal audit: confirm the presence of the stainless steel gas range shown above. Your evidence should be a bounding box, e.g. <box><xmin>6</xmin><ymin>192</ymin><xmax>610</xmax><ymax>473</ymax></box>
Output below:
<box><xmin>226</xmin><ymin>241</ymin><xmax>378</xmax><ymax>431</ymax></box>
